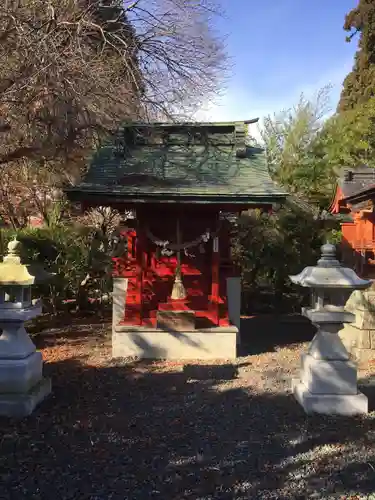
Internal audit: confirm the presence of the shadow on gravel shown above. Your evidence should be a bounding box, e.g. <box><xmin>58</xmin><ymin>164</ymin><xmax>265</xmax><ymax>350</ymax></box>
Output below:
<box><xmin>28</xmin><ymin>312</ymin><xmax>112</xmax><ymax>348</ymax></box>
<box><xmin>0</xmin><ymin>357</ymin><xmax>374</xmax><ymax>500</ymax></box>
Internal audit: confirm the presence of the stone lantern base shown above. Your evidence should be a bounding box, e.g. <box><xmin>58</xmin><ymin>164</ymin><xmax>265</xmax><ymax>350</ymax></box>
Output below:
<box><xmin>0</xmin><ymin>373</ymin><xmax>51</xmax><ymax>418</ymax></box>
<box><xmin>292</xmin><ymin>324</ymin><xmax>368</xmax><ymax>415</ymax></box>
<box><xmin>293</xmin><ymin>381</ymin><xmax>368</xmax><ymax>415</ymax></box>
<box><xmin>0</xmin><ymin>314</ymin><xmax>51</xmax><ymax>418</ymax></box>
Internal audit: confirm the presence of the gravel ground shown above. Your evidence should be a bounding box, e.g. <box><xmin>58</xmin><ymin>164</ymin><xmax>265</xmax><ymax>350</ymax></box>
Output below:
<box><xmin>0</xmin><ymin>322</ymin><xmax>375</xmax><ymax>500</ymax></box>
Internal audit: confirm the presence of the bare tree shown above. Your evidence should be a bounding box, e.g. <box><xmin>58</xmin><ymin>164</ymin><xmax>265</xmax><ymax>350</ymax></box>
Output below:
<box><xmin>0</xmin><ymin>161</ymin><xmax>68</xmax><ymax>228</ymax></box>
<box><xmin>129</xmin><ymin>0</ymin><xmax>227</xmax><ymax>119</ymax></box>
<box><xmin>0</xmin><ymin>0</ymin><xmax>226</xmax><ymax>176</ymax></box>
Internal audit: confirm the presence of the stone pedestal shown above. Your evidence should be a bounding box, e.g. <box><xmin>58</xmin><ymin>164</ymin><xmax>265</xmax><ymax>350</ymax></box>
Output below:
<box><xmin>292</xmin><ymin>324</ymin><xmax>368</xmax><ymax>415</ymax></box>
<box><xmin>113</xmin><ymin>324</ymin><xmax>238</xmax><ymax>359</ymax></box>
<box><xmin>293</xmin><ymin>380</ymin><xmax>368</xmax><ymax>415</ymax></box>
<box><xmin>112</xmin><ymin>277</ymin><xmax>128</xmax><ymax>327</ymax></box>
<box><xmin>292</xmin><ymin>317</ymin><xmax>368</xmax><ymax>416</ymax></box>
<box><xmin>0</xmin><ymin>310</ymin><xmax>51</xmax><ymax>417</ymax></box>
<box><xmin>339</xmin><ymin>289</ymin><xmax>375</xmax><ymax>363</ymax></box>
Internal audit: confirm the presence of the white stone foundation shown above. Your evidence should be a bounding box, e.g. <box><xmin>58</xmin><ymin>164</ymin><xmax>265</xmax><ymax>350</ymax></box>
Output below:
<box><xmin>0</xmin><ymin>377</ymin><xmax>51</xmax><ymax>418</ymax></box>
<box><xmin>113</xmin><ymin>325</ymin><xmax>238</xmax><ymax>360</ymax></box>
<box><xmin>292</xmin><ymin>347</ymin><xmax>368</xmax><ymax>415</ymax></box>
<box><xmin>293</xmin><ymin>379</ymin><xmax>368</xmax><ymax>416</ymax></box>
<box><xmin>112</xmin><ymin>278</ymin><xmax>128</xmax><ymax>327</ymax></box>
<box><xmin>0</xmin><ymin>351</ymin><xmax>43</xmax><ymax>393</ymax></box>
<box><xmin>291</xmin><ymin>314</ymin><xmax>370</xmax><ymax>415</ymax></box>
<box><xmin>301</xmin><ymin>353</ymin><xmax>358</xmax><ymax>395</ymax></box>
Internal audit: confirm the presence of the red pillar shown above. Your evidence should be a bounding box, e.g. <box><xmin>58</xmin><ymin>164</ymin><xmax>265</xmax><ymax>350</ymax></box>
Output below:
<box><xmin>137</xmin><ymin>229</ymin><xmax>148</xmax><ymax>325</ymax></box>
<box><xmin>127</xmin><ymin>230</ymin><xmax>136</xmax><ymax>259</ymax></box>
<box><xmin>122</xmin><ymin>229</ymin><xmax>143</xmax><ymax>325</ymax></box>
<box><xmin>140</xmin><ymin>230</ymin><xmax>150</xmax><ymax>324</ymax></box>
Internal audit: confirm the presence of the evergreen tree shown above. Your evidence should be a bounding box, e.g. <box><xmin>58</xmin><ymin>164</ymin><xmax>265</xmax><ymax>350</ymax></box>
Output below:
<box><xmin>338</xmin><ymin>0</ymin><xmax>375</xmax><ymax>111</ymax></box>
<box><xmin>321</xmin><ymin>98</ymin><xmax>375</xmax><ymax>171</ymax></box>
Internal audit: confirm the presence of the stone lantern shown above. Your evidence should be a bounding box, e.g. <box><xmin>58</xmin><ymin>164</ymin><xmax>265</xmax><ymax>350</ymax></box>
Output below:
<box><xmin>0</xmin><ymin>238</ymin><xmax>53</xmax><ymax>417</ymax></box>
<box><xmin>290</xmin><ymin>243</ymin><xmax>371</xmax><ymax>415</ymax></box>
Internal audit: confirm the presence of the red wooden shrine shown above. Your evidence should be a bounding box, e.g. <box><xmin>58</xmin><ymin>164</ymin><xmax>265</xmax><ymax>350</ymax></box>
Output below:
<box><xmin>68</xmin><ymin>121</ymin><xmax>286</xmax><ymax>332</ymax></box>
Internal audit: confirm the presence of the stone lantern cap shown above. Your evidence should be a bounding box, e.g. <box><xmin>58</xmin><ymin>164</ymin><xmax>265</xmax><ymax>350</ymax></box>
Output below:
<box><xmin>0</xmin><ymin>238</ymin><xmax>54</xmax><ymax>285</ymax></box>
<box><xmin>290</xmin><ymin>243</ymin><xmax>371</xmax><ymax>290</ymax></box>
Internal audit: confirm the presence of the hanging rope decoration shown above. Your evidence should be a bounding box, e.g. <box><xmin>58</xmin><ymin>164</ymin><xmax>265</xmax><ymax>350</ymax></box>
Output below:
<box><xmin>146</xmin><ymin>227</ymin><xmax>213</xmax><ymax>256</ymax></box>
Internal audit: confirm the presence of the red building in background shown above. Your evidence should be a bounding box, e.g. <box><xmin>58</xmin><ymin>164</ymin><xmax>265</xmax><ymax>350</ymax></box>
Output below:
<box><xmin>330</xmin><ymin>165</ymin><xmax>375</xmax><ymax>277</ymax></box>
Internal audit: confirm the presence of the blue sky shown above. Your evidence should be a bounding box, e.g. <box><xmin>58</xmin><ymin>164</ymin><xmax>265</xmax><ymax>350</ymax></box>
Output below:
<box><xmin>195</xmin><ymin>0</ymin><xmax>359</xmax><ymax>124</ymax></box>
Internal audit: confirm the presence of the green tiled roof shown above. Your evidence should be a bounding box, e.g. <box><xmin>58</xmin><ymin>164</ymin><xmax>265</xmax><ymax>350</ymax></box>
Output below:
<box><xmin>67</xmin><ymin>121</ymin><xmax>287</xmax><ymax>204</ymax></box>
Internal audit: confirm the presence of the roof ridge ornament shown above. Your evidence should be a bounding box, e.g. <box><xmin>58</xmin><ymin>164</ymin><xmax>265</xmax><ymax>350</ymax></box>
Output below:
<box><xmin>316</xmin><ymin>243</ymin><xmax>341</xmax><ymax>268</ymax></box>
<box><xmin>4</xmin><ymin>237</ymin><xmax>22</xmax><ymax>264</ymax></box>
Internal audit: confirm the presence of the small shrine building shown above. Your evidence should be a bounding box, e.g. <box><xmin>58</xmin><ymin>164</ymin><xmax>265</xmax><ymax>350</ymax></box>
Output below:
<box><xmin>329</xmin><ymin>165</ymin><xmax>375</xmax><ymax>277</ymax></box>
<box><xmin>67</xmin><ymin>121</ymin><xmax>286</xmax><ymax>359</ymax></box>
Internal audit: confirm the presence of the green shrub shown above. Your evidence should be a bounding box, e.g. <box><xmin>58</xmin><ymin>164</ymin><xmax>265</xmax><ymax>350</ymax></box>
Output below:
<box><xmin>231</xmin><ymin>207</ymin><xmax>340</xmax><ymax>314</ymax></box>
